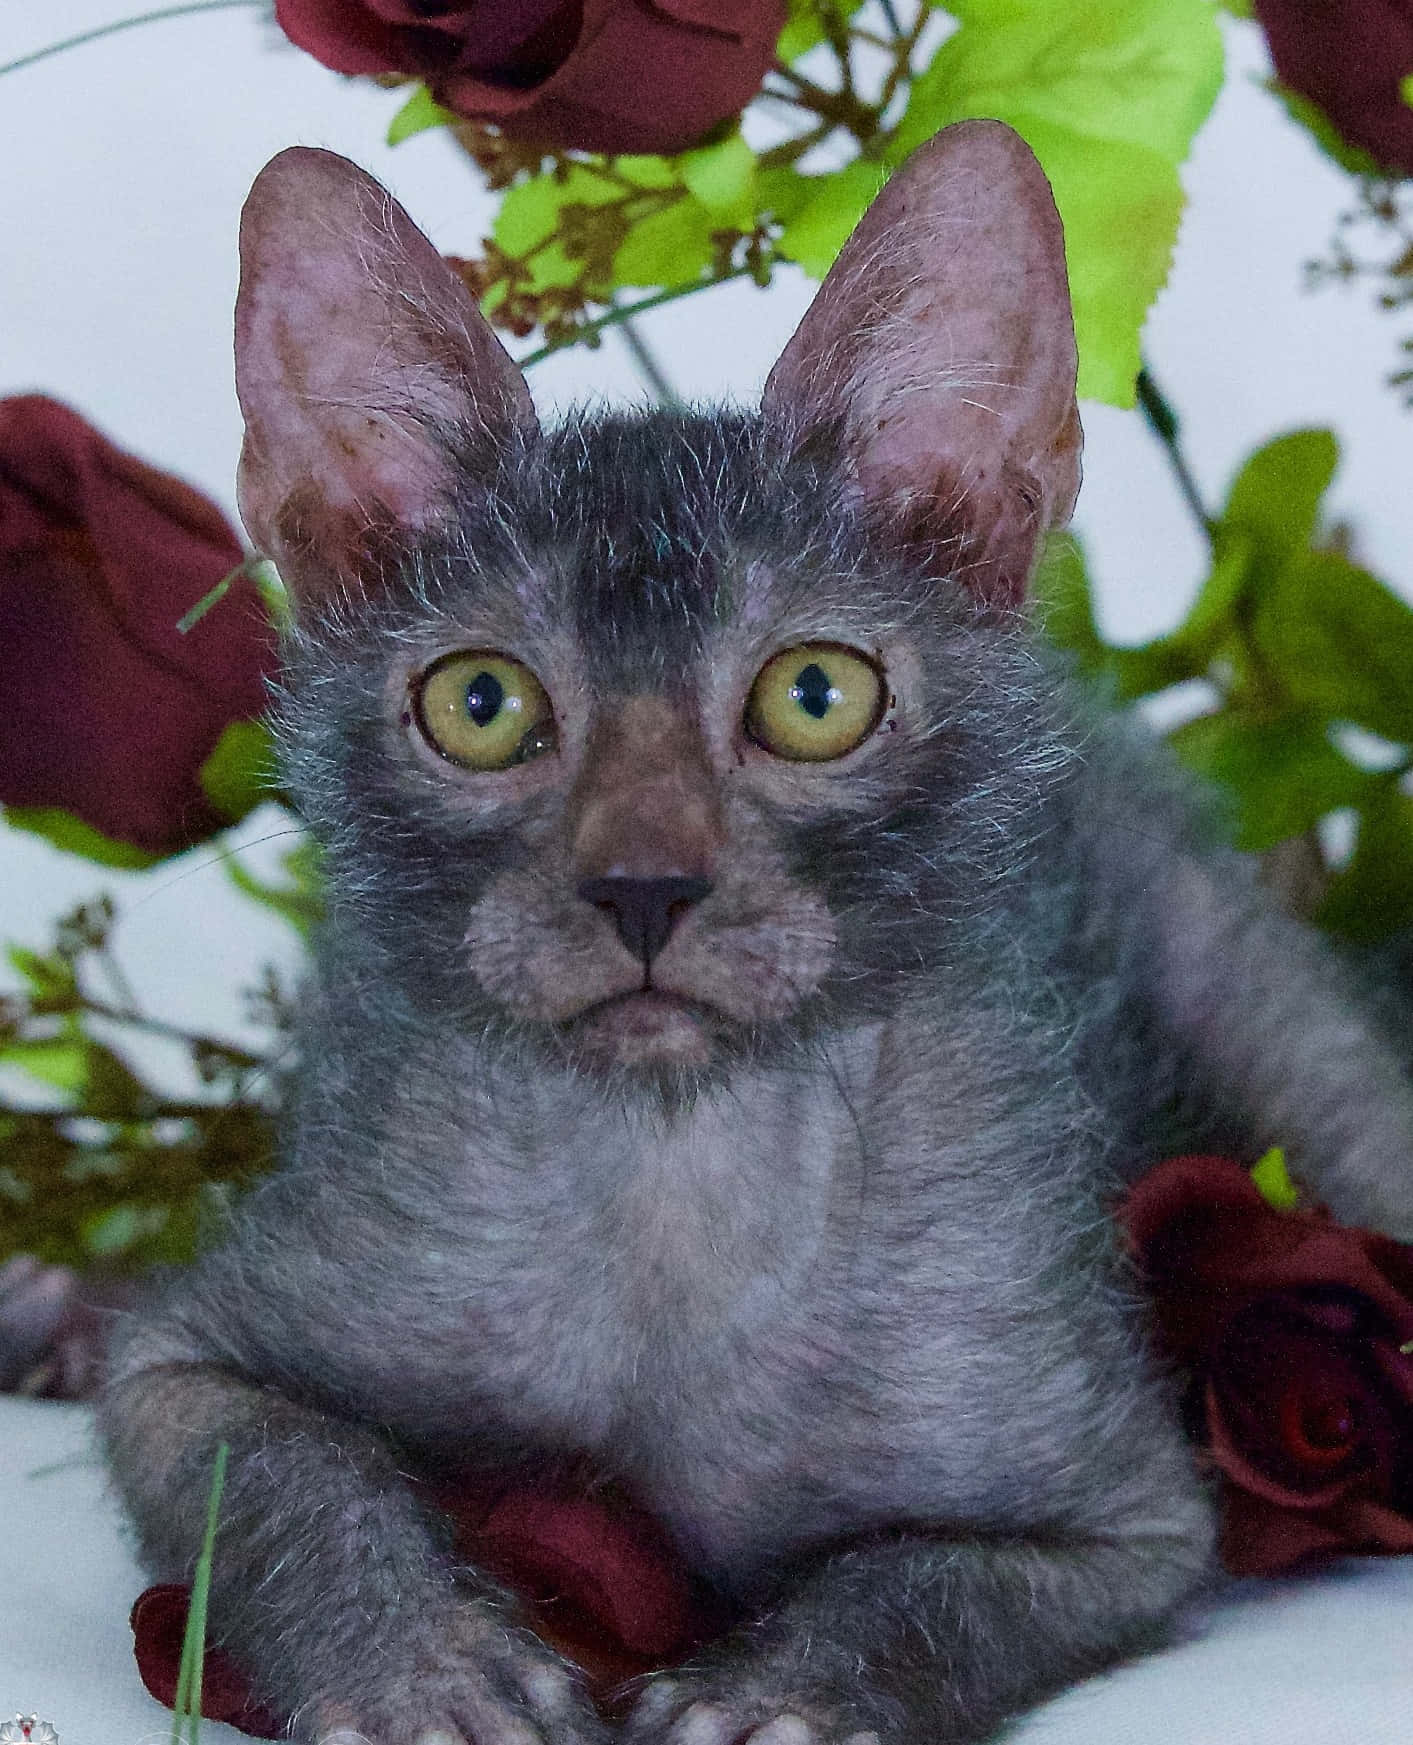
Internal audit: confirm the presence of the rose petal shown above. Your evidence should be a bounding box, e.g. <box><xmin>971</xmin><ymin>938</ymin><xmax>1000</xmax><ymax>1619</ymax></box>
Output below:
<box><xmin>1254</xmin><ymin>0</ymin><xmax>1413</xmax><ymax>177</ymax></box>
<box><xmin>275</xmin><ymin>0</ymin><xmax>786</xmax><ymax>154</ymax></box>
<box><xmin>0</xmin><ymin>396</ymin><xmax>276</xmax><ymax>854</ymax></box>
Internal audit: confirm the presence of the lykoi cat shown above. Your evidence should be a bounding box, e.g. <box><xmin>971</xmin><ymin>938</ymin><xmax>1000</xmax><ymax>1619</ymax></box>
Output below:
<box><xmin>101</xmin><ymin>122</ymin><xmax>1413</xmax><ymax>1745</ymax></box>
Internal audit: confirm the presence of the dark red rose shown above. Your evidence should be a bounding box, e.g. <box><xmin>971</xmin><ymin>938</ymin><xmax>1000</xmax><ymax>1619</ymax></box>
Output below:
<box><xmin>1254</xmin><ymin>0</ymin><xmax>1413</xmax><ymax>176</ymax></box>
<box><xmin>275</xmin><ymin>0</ymin><xmax>787</xmax><ymax>155</ymax></box>
<box><xmin>1122</xmin><ymin>1155</ymin><xmax>1413</xmax><ymax>1574</ymax></box>
<box><xmin>0</xmin><ymin>396</ymin><xmax>277</xmax><ymax>857</ymax></box>
<box><xmin>132</xmin><ymin>1471</ymin><xmax>727</xmax><ymax>1731</ymax></box>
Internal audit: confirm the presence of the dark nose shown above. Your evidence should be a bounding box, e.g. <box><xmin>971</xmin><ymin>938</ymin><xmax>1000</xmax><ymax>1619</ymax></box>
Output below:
<box><xmin>577</xmin><ymin>875</ymin><xmax>712</xmax><ymax>969</ymax></box>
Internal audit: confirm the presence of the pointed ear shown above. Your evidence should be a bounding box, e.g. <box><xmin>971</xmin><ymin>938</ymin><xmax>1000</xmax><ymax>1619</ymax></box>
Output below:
<box><xmin>762</xmin><ymin>121</ymin><xmax>1082</xmax><ymax>611</ymax></box>
<box><xmin>235</xmin><ymin>147</ymin><xmax>537</xmax><ymax>607</ymax></box>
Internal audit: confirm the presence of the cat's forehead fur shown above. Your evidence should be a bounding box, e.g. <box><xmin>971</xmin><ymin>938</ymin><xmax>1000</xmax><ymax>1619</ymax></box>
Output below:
<box><xmin>335</xmin><ymin>407</ymin><xmax>961</xmax><ymax>688</ymax></box>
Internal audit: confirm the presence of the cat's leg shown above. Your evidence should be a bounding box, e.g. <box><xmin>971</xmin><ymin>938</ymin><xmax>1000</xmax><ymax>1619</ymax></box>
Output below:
<box><xmin>100</xmin><ymin>1332</ymin><xmax>606</xmax><ymax>1745</ymax></box>
<box><xmin>623</xmin><ymin>1471</ymin><xmax>1213</xmax><ymax>1745</ymax></box>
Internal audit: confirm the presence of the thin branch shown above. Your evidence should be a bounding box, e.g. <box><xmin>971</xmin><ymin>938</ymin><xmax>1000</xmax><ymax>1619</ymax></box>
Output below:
<box><xmin>769</xmin><ymin>59</ymin><xmax>880</xmax><ymax>140</ymax></box>
<box><xmin>0</xmin><ymin>1</ymin><xmax>261</xmax><ymax>78</ymax></box>
<box><xmin>14</xmin><ymin>1101</ymin><xmax>266</xmax><ymax>1123</ymax></box>
<box><xmin>616</xmin><ymin>315</ymin><xmax>684</xmax><ymax>408</ymax></box>
<box><xmin>877</xmin><ymin>1</ymin><xmax>932</xmax><ymax>120</ymax></box>
<box><xmin>1135</xmin><ymin>366</ymin><xmax>1215</xmax><ymax>538</ymax></box>
<box><xmin>77</xmin><ymin>996</ymin><xmax>266</xmax><ymax>1068</ymax></box>
<box><xmin>758</xmin><ymin>120</ymin><xmax>835</xmax><ymax>169</ymax></box>
<box><xmin>516</xmin><ymin>267</ymin><xmax>754</xmax><ymax>370</ymax></box>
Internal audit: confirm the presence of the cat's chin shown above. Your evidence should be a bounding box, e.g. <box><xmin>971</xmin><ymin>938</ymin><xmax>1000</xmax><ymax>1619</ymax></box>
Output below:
<box><xmin>567</xmin><ymin>989</ymin><xmax>716</xmax><ymax>1071</ymax></box>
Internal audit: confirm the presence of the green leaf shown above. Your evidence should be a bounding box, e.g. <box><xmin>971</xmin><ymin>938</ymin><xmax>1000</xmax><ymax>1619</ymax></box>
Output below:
<box><xmin>613</xmin><ymin>156</ymin><xmax>682</xmax><ymax>191</ymax></box>
<box><xmin>227</xmin><ymin>837</ymin><xmax>324</xmax><ymax>939</ymax></box>
<box><xmin>1107</xmin><ymin>631</ymin><xmax>1209</xmax><ymax>701</ymax></box>
<box><xmin>81</xmin><ymin>1202</ymin><xmax>168</xmax><ymax>1259</ymax></box>
<box><xmin>1038</xmin><ymin>533</ymin><xmax>1253</xmax><ymax>704</ymax></box>
<box><xmin>1174</xmin><ymin>531</ymin><xmax>1255</xmax><ymax>654</ymax></box>
<box><xmin>1250</xmin><ymin>1147</ymin><xmax>1300</xmax><ymax>1212</ymax></box>
<box><xmin>1032</xmin><ymin>532</ymin><xmax>1107</xmax><ymax>668</ymax></box>
<box><xmin>1251</xmin><ymin>549</ymin><xmax>1413</xmax><ymax>744</ymax></box>
<box><xmin>250</xmin><ymin>559</ymin><xmax>292</xmax><ymax>635</ymax></box>
<box><xmin>777</xmin><ymin>0</ymin><xmax>866</xmax><ymax>62</ymax></box>
<box><xmin>1169</xmin><ymin>709</ymin><xmax>1381</xmax><ymax>852</ymax></box>
<box><xmin>199</xmin><ymin>721</ymin><xmax>276</xmax><ymax>824</ymax></box>
<box><xmin>5</xmin><ymin>944</ymin><xmax>77</xmax><ymax>1007</ymax></box>
<box><xmin>81</xmin><ymin>1039</ymin><xmax>149</xmax><ymax>1117</ymax></box>
<box><xmin>754</xmin><ymin>166</ymin><xmax>816</xmax><ymax>227</ymax></box>
<box><xmin>1217</xmin><ymin>428</ymin><xmax>1339</xmax><ymax>576</ymax></box>
<box><xmin>777</xmin><ymin>160</ymin><xmax>886</xmax><ymax>276</ymax></box>
<box><xmin>1316</xmin><ymin>784</ymin><xmax>1413</xmax><ymax>942</ymax></box>
<box><xmin>493</xmin><ymin>165</ymin><xmax>623</xmax><ymax>256</ymax></box>
<box><xmin>1</xmin><ymin>1032</ymin><xmax>89</xmax><ymax>1096</ymax></box>
<box><xmin>678</xmin><ymin>132</ymin><xmax>756</xmax><ymax>223</ymax></box>
<box><xmin>892</xmin><ymin>0</ymin><xmax>1224</xmax><ymax>405</ymax></box>
<box><xmin>387</xmin><ymin>83</ymin><xmax>456</xmax><ymax>147</ymax></box>
<box><xmin>612</xmin><ymin>195</ymin><xmax>715</xmax><ymax>287</ymax></box>
<box><xmin>3</xmin><ymin>807</ymin><xmax>164</xmax><ymax>869</ymax></box>
<box><xmin>1</xmin><ymin>1025</ymin><xmax>146</xmax><ymax>1112</ymax></box>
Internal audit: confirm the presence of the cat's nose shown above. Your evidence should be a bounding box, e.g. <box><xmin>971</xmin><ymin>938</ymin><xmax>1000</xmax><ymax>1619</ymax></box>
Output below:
<box><xmin>577</xmin><ymin>874</ymin><xmax>712</xmax><ymax>968</ymax></box>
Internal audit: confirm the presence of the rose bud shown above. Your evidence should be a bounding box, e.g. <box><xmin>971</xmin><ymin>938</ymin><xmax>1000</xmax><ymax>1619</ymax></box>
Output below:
<box><xmin>275</xmin><ymin>0</ymin><xmax>787</xmax><ymax>155</ymax></box>
<box><xmin>0</xmin><ymin>396</ymin><xmax>276</xmax><ymax>857</ymax></box>
<box><xmin>1121</xmin><ymin>1153</ymin><xmax>1413</xmax><ymax>1574</ymax></box>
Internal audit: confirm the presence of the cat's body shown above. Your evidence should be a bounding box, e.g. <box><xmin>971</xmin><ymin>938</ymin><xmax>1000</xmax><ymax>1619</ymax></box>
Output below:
<box><xmin>101</xmin><ymin>128</ymin><xmax>1412</xmax><ymax>1745</ymax></box>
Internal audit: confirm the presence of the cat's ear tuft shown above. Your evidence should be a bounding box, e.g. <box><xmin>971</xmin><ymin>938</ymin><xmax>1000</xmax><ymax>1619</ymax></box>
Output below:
<box><xmin>235</xmin><ymin>147</ymin><xmax>537</xmax><ymax>608</ymax></box>
<box><xmin>762</xmin><ymin>121</ymin><xmax>1081</xmax><ymax>611</ymax></box>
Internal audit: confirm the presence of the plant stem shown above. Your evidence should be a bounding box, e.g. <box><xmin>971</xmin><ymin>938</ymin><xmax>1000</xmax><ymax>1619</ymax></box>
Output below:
<box><xmin>617</xmin><ymin>315</ymin><xmax>684</xmax><ymax>408</ymax></box>
<box><xmin>17</xmin><ymin>1100</ymin><xmax>266</xmax><ymax>1122</ymax></box>
<box><xmin>79</xmin><ymin>996</ymin><xmax>266</xmax><ymax>1068</ymax></box>
<box><xmin>769</xmin><ymin>59</ymin><xmax>880</xmax><ymax>141</ymax></box>
<box><xmin>1135</xmin><ymin>365</ymin><xmax>1215</xmax><ymax>538</ymax></box>
<box><xmin>0</xmin><ymin>1</ymin><xmax>260</xmax><ymax>78</ymax></box>
<box><xmin>876</xmin><ymin>0</ymin><xmax>906</xmax><ymax>36</ymax></box>
<box><xmin>517</xmin><ymin>268</ymin><xmax>754</xmax><ymax>370</ymax></box>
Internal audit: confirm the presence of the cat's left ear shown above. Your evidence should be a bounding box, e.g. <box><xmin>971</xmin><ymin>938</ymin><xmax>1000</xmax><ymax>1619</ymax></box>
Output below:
<box><xmin>235</xmin><ymin>147</ymin><xmax>538</xmax><ymax>607</ymax></box>
<box><xmin>762</xmin><ymin>121</ymin><xmax>1081</xmax><ymax>611</ymax></box>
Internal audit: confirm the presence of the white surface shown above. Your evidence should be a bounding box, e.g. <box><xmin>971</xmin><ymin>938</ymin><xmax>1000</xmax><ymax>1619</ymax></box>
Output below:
<box><xmin>2</xmin><ymin>1396</ymin><xmax>1411</xmax><ymax>1745</ymax></box>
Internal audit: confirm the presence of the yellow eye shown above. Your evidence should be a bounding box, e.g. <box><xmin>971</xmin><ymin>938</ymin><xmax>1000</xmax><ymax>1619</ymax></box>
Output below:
<box><xmin>413</xmin><ymin>651</ymin><xmax>557</xmax><ymax>771</ymax></box>
<box><xmin>744</xmin><ymin>643</ymin><xmax>886</xmax><ymax>762</ymax></box>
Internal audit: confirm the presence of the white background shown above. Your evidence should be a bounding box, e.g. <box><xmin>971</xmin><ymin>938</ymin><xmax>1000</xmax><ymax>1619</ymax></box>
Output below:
<box><xmin>1</xmin><ymin>0</ymin><xmax>1410</xmax><ymax>1052</ymax></box>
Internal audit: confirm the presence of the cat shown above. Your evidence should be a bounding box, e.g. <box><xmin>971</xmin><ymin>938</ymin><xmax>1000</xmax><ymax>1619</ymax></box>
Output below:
<box><xmin>99</xmin><ymin>121</ymin><xmax>1413</xmax><ymax>1745</ymax></box>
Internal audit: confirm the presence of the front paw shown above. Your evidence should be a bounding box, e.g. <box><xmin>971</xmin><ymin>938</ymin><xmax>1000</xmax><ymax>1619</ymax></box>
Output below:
<box><xmin>304</xmin><ymin>1613</ymin><xmax>607</xmax><ymax>1745</ymax></box>
<box><xmin>623</xmin><ymin>1675</ymin><xmax>881</xmax><ymax>1745</ymax></box>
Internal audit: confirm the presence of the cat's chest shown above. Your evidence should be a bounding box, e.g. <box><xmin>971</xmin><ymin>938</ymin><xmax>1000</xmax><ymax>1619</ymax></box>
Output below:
<box><xmin>413</xmin><ymin>1065</ymin><xmax>864</xmax><ymax>1416</ymax></box>
<box><xmin>326</xmin><ymin>1029</ymin><xmax>1055</xmax><ymax>1578</ymax></box>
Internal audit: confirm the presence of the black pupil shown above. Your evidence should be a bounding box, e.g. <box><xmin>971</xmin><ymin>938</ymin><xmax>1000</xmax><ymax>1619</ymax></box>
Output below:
<box><xmin>792</xmin><ymin>662</ymin><xmax>834</xmax><ymax>720</ymax></box>
<box><xmin>465</xmin><ymin>670</ymin><xmax>504</xmax><ymax>727</ymax></box>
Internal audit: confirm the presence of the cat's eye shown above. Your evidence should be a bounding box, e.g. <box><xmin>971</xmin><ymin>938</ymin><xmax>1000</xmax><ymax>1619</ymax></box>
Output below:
<box><xmin>744</xmin><ymin>643</ymin><xmax>887</xmax><ymax>762</ymax></box>
<box><xmin>413</xmin><ymin>651</ymin><xmax>557</xmax><ymax>770</ymax></box>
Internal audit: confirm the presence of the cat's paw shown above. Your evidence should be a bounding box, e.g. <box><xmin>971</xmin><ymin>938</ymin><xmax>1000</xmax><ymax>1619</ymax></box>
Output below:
<box><xmin>623</xmin><ymin>1676</ymin><xmax>880</xmax><ymax>1745</ymax></box>
<box><xmin>303</xmin><ymin>1615</ymin><xmax>607</xmax><ymax>1745</ymax></box>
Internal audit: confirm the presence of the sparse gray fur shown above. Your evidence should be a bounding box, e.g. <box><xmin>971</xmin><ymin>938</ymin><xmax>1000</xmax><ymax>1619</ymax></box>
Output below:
<box><xmin>101</xmin><ymin>408</ymin><xmax>1413</xmax><ymax>1745</ymax></box>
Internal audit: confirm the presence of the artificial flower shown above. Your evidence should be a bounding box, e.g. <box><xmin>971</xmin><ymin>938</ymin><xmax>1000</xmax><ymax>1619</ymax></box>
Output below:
<box><xmin>275</xmin><ymin>0</ymin><xmax>786</xmax><ymax>154</ymax></box>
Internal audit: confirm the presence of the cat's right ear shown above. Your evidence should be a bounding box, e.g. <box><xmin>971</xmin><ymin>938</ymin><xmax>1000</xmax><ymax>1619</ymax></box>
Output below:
<box><xmin>235</xmin><ymin>147</ymin><xmax>537</xmax><ymax>609</ymax></box>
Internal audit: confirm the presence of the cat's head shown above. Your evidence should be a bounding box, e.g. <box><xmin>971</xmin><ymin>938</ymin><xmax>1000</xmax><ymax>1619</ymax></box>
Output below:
<box><xmin>236</xmin><ymin>124</ymin><xmax>1082</xmax><ymax>1100</ymax></box>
